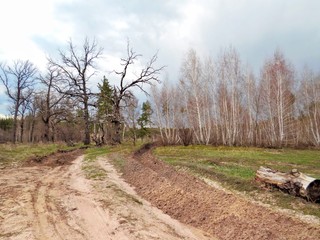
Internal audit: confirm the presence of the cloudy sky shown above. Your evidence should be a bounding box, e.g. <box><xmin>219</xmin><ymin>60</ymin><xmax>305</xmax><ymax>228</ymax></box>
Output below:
<box><xmin>0</xmin><ymin>0</ymin><xmax>320</xmax><ymax>115</ymax></box>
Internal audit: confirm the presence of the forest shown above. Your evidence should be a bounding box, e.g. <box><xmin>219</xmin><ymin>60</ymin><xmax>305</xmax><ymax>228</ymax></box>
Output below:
<box><xmin>0</xmin><ymin>39</ymin><xmax>319</xmax><ymax>148</ymax></box>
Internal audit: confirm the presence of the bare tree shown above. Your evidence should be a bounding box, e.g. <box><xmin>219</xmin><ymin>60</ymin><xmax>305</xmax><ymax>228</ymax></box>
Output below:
<box><xmin>38</xmin><ymin>65</ymin><xmax>69</xmax><ymax>142</ymax></box>
<box><xmin>26</xmin><ymin>93</ymin><xmax>38</xmax><ymax>143</ymax></box>
<box><xmin>151</xmin><ymin>80</ymin><xmax>181</xmax><ymax>145</ymax></box>
<box><xmin>180</xmin><ymin>49</ymin><xmax>212</xmax><ymax>145</ymax></box>
<box><xmin>48</xmin><ymin>38</ymin><xmax>102</xmax><ymax>145</ymax></box>
<box><xmin>122</xmin><ymin>96</ymin><xmax>140</xmax><ymax>145</ymax></box>
<box><xmin>149</xmin><ymin>45</ymin><xmax>320</xmax><ymax>147</ymax></box>
<box><xmin>18</xmin><ymin>89</ymin><xmax>34</xmax><ymax>142</ymax></box>
<box><xmin>0</xmin><ymin>60</ymin><xmax>37</xmax><ymax>143</ymax></box>
<box><xmin>260</xmin><ymin>50</ymin><xmax>295</xmax><ymax>147</ymax></box>
<box><xmin>111</xmin><ymin>44</ymin><xmax>164</xmax><ymax>144</ymax></box>
<box><xmin>242</xmin><ymin>68</ymin><xmax>258</xmax><ymax>145</ymax></box>
<box><xmin>298</xmin><ymin>68</ymin><xmax>320</xmax><ymax>146</ymax></box>
<box><xmin>216</xmin><ymin>47</ymin><xmax>243</xmax><ymax>146</ymax></box>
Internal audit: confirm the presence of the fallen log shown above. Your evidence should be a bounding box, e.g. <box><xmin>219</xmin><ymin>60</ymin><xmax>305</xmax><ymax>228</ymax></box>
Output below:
<box><xmin>255</xmin><ymin>166</ymin><xmax>320</xmax><ymax>202</ymax></box>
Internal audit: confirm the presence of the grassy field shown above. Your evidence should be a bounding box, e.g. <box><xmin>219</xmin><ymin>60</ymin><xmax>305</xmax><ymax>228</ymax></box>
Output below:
<box><xmin>2</xmin><ymin>142</ymin><xmax>319</xmax><ymax>218</ymax></box>
<box><xmin>154</xmin><ymin>145</ymin><xmax>320</xmax><ymax>218</ymax></box>
<box><xmin>0</xmin><ymin>142</ymin><xmax>81</xmax><ymax>167</ymax></box>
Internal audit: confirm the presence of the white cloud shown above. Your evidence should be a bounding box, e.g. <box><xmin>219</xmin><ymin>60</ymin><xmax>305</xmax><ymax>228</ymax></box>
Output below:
<box><xmin>0</xmin><ymin>0</ymin><xmax>320</xmax><ymax>114</ymax></box>
<box><xmin>0</xmin><ymin>0</ymin><xmax>74</xmax><ymax>70</ymax></box>
<box><xmin>111</xmin><ymin>19</ymin><xmax>130</xmax><ymax>31</ymax></box>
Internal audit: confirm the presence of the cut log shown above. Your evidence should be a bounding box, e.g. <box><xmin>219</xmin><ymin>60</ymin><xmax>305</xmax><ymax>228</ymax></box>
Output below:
<box><xmin>255</xmin><ymin>166</ymin><xmax>320</xmax><ymax>202</ymax></box>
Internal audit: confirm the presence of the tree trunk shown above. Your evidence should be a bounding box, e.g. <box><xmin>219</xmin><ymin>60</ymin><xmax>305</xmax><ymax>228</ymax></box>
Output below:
<box><xmin>112</xmin><ymin>104</ymin><xmax>122</xmax><ymax>144</ymax></box>
<box><xmin>83</xmin><ymin>100</ymin><xmax>91</xmax><ymax>145</ymax></box>
<box><xmin>113</xmin><ymin>120</ymin><xmax>121</xmax><ymax>144</ymax></box>
<box><xmin>20</xmin><ymin>116</ymin><xmax>24</xmax><ymax>143</ymax></box>
<box><xmin>43</xmin><ymin>119</ymin><xmax>50</xmax><ymax>142</ymax></box>
<box><xmin>29</xmin><ymin>117</ymin><xmax>35</xmax><ymax>143</ymax></box>
<box><xmin>12</xmin><ymin>105</ymin><xmax>18</xmax><ymax>144</ymax></box>
<box><xmin>256</xmin><ymin>166</ymin><xmax>320</xmax><ymax>202</ymax></box>
<box><xmin>51</xmin><ymin>124</ymin><xmax>56</xmax><ymax>142</ymax></box>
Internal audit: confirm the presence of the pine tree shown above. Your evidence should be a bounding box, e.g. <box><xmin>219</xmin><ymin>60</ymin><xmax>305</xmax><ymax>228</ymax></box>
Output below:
<box><xmin>97</xmin><ymin>76</ymin><xmax>114</xmax><ymax>119</ymax></box>
<box><xmin>94</xmin><ymin>76</ymin><xmax>114</xmax><ymax>144</ymax></box>
<box><xmin>138</xmin><ymin>100</ymin><xmax>153</xmax><ymax>140</ymax></box>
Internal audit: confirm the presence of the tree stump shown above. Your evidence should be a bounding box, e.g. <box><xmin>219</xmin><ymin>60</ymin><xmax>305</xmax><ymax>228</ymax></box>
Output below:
<box><xmin>255</xmin><ymin>166</ymin><xmax>320</xmax><ymax>202</ymax></box>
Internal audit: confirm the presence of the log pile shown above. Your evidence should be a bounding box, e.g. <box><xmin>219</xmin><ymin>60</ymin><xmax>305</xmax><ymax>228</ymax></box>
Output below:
<box><xmin>256</xmin><ymin>166</ymin><xmax>320</xmax><ymax>202</ymax></box>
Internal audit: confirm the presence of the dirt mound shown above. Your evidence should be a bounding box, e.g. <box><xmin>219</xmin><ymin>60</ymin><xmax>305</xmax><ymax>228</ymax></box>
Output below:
<box><xmin>133</xmin><ymin>142</ymin><xmax>158</xmax><ymax>157</ymax></box>
<box><xmin>122</xmin><ymin>148</ymin><xmax>320</xmax><ymax>240</ymax></box>
<box><xmin>24</xmin><ymin>149</ymin><xmax>83</xmax><ymax>167</ymax></box>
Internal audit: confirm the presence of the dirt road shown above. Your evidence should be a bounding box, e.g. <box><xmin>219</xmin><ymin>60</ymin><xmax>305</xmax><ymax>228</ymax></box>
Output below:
<box><xmin>1</xmin><ymin>147</ymin><xmax>320</xmax><ymax>240</ymax></box>
<box><xmin>0</xmin><ymin>153</ymin><xmax>212</xmax><ymax>240</ymax></box>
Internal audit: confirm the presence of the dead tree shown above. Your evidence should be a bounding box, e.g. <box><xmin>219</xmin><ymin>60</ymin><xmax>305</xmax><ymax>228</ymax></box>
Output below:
<box><xmin>38</xmin><ymin>65</ymin><xmax>69</xmax><ymax>142</ymax></box>
<box><xmin>111</xmin><ymin>44</ymin><xmax>164</xmax><ymax>144</ymax></box>
<box><xmin>256</xmin><ymin>166</ymin><xmax>320</xmax><ymax>202</ymax></box>
<box><xmin>48</xmin><ymin>38</ymin><xmax>102</xmax><ymax>145</ymax></box>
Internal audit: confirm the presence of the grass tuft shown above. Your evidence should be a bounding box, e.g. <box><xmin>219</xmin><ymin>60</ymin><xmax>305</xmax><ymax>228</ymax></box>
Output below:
<box><xmin>82</xmin><ymin>146</ymin><xmax>110</xmax><ymax>180</ymax></box>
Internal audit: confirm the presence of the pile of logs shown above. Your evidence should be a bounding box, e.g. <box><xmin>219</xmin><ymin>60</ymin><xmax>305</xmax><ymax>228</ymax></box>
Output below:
<box><xmin>256</xmin><ymin>166</ymin><xmax>320</xmax><ymax>202</ymax></box>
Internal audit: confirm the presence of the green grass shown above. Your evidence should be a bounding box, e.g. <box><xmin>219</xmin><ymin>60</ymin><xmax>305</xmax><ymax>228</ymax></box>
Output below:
<box><xmin>106</xmin><ymin>142</ymin><xmax>143</xmax><ymax>171</ymax></box>
<box><xmin>82</xmin><ymin>146</ymin><xmax>110</xmax><ymax>180</ymax></box>
<box><xmin>154</xmin><ymin>145</ymin><xmax>320</xmax><ymax>217</ymax></box>
<box><xmin>0</xmin><ymin>142</ymin><xmax>81</xmax><ymax>167</ymax></box>
<box><xmin>84</xmin><ymin>146</ymin><xmax>110</xmax><ymax>162</ymax></box>
<box><xmin>154</xmin><ymin>146</ymin><xmax>320</xmax><ymax>178</ymax></box>
<box><xmin>82</xmin><ymin>142</ymin><xmax>142</xmax><ymax>180</ymax></box>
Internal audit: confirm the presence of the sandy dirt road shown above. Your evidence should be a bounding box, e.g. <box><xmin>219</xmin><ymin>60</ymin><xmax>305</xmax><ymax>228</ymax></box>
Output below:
<box><xmin>0</xmin><ymin>154</ymin><xmax>212</xmax><ymax>240</ymax></box>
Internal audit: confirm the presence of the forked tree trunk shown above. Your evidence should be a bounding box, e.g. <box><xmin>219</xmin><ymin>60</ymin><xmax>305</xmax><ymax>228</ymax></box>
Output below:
<box><xmin>256</xmin><ymin>166</ymin><xmax>320</xmax><ymax>202</ymax></box>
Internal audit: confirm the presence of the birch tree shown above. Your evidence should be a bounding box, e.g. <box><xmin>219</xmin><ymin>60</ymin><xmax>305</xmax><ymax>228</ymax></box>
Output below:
<box><xmin>216</xmin><ymin>47</ymin><xmax>243</xmax><ymax>146</ymax></box>
<box><xmin>180</xmin><ymin>49</ymin><xmax>211</xmax><ymax>144</ymax></box>
<box><xmin>299</xmin><ymin>68</ymin><xmax>320</xmax><ymax>146</ymax></box>
<box><xmin>260</xmin><ymin>50</ymin><xmax>295</xmax><ymax>147</ymax></box>
<box><xmin>243</xmin><ymin>68</ymin><xmax>259</xmax><ymax>145</ymax></box>
<box><xmin>152</xmin><ymin>79</ymin><xmax>185</xmax><ymax>145</ymax></box>
<box><xmin>0</xmin><ymin>60</ymin><xmax>37</xmax><ymax>143</ymax></box>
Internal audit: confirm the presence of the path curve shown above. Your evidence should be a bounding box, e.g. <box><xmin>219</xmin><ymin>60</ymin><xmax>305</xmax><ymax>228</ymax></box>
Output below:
<box><xmin>0</xmin><ymin>155</ymin><xmax>212</xmax><ymax>240</ymax></box>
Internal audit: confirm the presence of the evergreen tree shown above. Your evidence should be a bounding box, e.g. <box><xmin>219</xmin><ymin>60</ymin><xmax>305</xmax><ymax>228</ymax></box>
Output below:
<box><xmin>0</xmin><ymin>117</ymin><xmax>13</xmax><ymax>131</ymax></box>
<box><xmin>94</xmin><ymin>76</ymin><xmax>114</xmax><ymax>144</ymax></box>
<box><xmin>138</xmin><ymin>100</ymin><xmax>153</xmax><ymax>140</ymax></box>
<box><xmin>97</xmin><ymin>76</ymin><xmax>114</xmax><ymax>119</ymax></box>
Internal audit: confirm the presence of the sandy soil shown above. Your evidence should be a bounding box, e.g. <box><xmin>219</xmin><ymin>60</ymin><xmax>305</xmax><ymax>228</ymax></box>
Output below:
<box><xmin>0</xmin><ymin>150</ymin><xmax>211</xmax><ymax>240</ymax></box>
<box><xmin>1</xmin><ymin>146</ymin><xmax>320</xmax><ymax>240</ymax></box>
<box><xmin>121</xmin><ymin>146</ymin><xmax>320</xmax><ymax>240</ymax></box>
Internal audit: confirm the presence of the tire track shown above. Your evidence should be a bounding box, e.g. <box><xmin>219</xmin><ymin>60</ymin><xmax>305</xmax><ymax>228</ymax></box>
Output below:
<box><xmin>1</xmin><ymin>153</ymin><xmax>213</xmax><ymax>240</ymax></box>
<box><xmin>32</xmin><ymin>166</ymin><xmax>85</xmax><ymax>240</ymax></box>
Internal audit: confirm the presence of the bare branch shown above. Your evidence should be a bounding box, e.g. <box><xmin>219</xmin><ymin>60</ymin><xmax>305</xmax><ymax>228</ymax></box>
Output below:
<box><xmin>0</xmin><ymin>60</ymin><xmax>37</xmax><ymax>143</ymax></box>
<box><xmin>110</xmin><ymin>43</ymin><xmax>164</xmax><ymax>144</ymax></box>
<box><xmin>48</xmin><ymin>38</ymin><xmax>103</xmax><ymax>145</ymax></box>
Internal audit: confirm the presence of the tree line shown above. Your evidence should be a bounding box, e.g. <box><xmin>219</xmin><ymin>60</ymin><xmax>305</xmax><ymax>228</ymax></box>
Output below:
<box><xmin>151</xmin><ymin>48</ymin><xmax>320</xmax><ymax>148</ymax></box>
<box><xmin>0</xmin><ymin>39</ymin><xmax>162</xmax><ymax>145</ymax></box>
<box><xmin>1</xmin><ymin>41</ymin><xmax>319</xmax><ymax>148</ymax></box>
